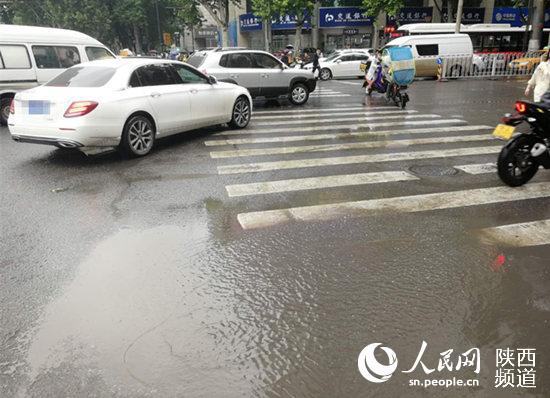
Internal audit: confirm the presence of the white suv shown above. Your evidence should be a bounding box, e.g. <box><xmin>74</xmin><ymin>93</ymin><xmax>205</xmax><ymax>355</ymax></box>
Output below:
<box><xmin>188</xmin><ymin>49</ymin><xmax>316</xmax><ymax>105</ymax></box>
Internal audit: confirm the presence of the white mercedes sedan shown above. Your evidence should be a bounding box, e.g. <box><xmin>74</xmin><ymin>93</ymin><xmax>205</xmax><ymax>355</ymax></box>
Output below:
<box><xmin>8</xmin><ymin>58</ymin><xmax>252</xmax><ymax>157</ymax></box>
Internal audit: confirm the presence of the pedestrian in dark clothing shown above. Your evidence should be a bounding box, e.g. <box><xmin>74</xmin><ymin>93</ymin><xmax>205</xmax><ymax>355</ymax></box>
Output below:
<box><xmin>312</xmin><ymin>49</ymin><xmax>321</xmax><ymax>79</ymax></box>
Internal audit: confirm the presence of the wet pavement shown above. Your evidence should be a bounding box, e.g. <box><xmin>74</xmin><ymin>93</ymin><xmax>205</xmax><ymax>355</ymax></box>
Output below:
<box><xmin>1</xmin><ymin>79</ymin><xmax>549</xmax><ymax>397</ymax></box>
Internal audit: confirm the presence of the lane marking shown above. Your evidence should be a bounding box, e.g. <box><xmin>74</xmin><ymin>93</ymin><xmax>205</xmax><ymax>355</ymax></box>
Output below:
<box><xmin>479</xmin><ymin>219</ymin><xmax>550</xmax><ymax>247</ymax></box>
<box><xmin>310</xmin><ymin>94</ymin><xmax>351</xmax><ymax>97</ymax></box>
<box><xmin>217</xmin><ymin>146</ymin><xmax>501</xmax><ymax>174</ymax></box>
<box><xmin>334</xmin><ymin>81</ymin><xmax>363</xmax><ymax>85</ymax></box>
<box><xmin>210</xmin><ymin>134</ymin><xmax>494</xmax><ymax>159</ymax></box>
<box><xmin>253</xmin><ymin>109</ymin><xmax>417</xmax><ymax>120</ymax></box>
<box><xmin>204</xmin><ymin>125</ymin><xmax>492</xmax><ymax>146</ymax></box>
<box><xmin>226</xmin><ymin>171</ymin><xmax>418</xmax><ymax>197</ymax></box>
<box><xmin>237</xmin><ymin>183</ymin><xmax>550</xmax><ymax>229</ymax></box>
<box><xmin>217</xmin><ymin>118</ymin><xmax>466</xmax><ymax>136</ymax></box>
<box><xmin>252</xmin><ymin>106</ymin><xmax>393</xmax><ymax>115</ymax></box>
<box><xmin>455</xmin><ymin>163</ymin><xmax>497</xmax><ymax>175</ymax></box>
<box><xmin>253</xmin><ymin>111</ymin><xmax>441</xmax><ymax>127</ymax></box>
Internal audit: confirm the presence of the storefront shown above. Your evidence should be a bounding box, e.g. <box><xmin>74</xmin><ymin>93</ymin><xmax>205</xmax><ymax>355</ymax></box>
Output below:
<box><xmin>194</xmin><ymin>27</ymin><xmax>218</xmax><ymax>49</ymax></box>
<box><xmin>239</xmin><ymin>13</ymin><xmax>312</xmax><ymax>50</ymax></box>
<box><xmin>319</xmin><ymin>7</ymin><xmax>374</xmax><ymax>50</ymax></box>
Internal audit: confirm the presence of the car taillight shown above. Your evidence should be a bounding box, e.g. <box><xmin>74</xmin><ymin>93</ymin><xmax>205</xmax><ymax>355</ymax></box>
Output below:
<box><xmin>515</xmin><ymin>101</ymin><xmax>527</xmax><ymax>113</ymax></box>
<box><xmin>9</xmin><ymin>99</ymin><xmax>15</xmax><ymax>114</ymax></box>
<box><xmin>64</xmin><ymin>101</ymin><xmax>98</xmax><ymax>118</ymax></box>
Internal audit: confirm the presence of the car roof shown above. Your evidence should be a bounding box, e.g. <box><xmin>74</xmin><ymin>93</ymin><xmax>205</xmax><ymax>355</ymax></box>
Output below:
<box><xmin>76</xmin><ymin>58</ymin><xmax>185</xmax><ymax>69</ymax></box>
<box><xmin>0</xmin><ymin>24</ymin><xmax>106</xmax><ymax>46</ymax></box>
<box><xmin>387</xmin><ymin>33</ymin><xmax>470</xmax><ymax>46</ymax></box>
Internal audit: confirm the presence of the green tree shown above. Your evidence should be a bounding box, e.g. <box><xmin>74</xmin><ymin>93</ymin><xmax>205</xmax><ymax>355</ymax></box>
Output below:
<box><xmin>199</xmin><ymin>0</ymin><xmax>241</xmax><ymax>47</ymax></box>
<box><xmin>273</xmin><ymin>0</ymin><xmax>314</xmax><ymax>52</ymax></box>
<box><xmin>362</xmin><ymin>0</ymin><xmax>403</xmax><ymax>48</ymax></box>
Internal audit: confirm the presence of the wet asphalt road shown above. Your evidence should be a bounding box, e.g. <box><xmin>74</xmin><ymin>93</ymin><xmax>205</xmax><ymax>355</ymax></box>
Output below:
<box><xmin>1</xmin><ymin>79</ymin><xmax>550</xmax><ymax>398</ymax></box>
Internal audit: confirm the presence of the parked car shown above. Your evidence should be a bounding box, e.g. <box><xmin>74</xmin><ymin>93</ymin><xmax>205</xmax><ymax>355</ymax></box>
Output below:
<box><xmin>0</xmin><ymin>24</ymin><xmax>116</xmax><ymax>125</ymax></box>
<box><xmin>383</xmin><ymin>34</ymin><xmax>474</xmax><ymax>78</ymax></box>
<box><xmin>508</xmin><ymin>50</ymin><xmax>548</xmax><ymax>72</ymax></box>
<box><xmin>8</xmin><ymin>59</ymin><xmax>252</xmax><ymax>157</ymax></box>
<box><xmin>304</xmin><ymin>52</ymin><xmax>371</xmax><ymax>80</ymax></box>
<box><xmin>319</xmin><ymin>48</ymin><xmax>374</xmax><ymax>62</ymax></box>
<box><xmin>187</xmin><ymin>49</ymin><xmax>316</xmax><ymax>105</ymax></box>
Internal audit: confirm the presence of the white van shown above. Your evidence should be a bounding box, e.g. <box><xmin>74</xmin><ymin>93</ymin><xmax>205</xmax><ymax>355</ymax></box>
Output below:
<box><xmin>383</xmin><ymin>34</ymin><xmax>473</xmax><ymax>78</ymax></box>
<box><xmin>0</xmin><ymin>24</ymin><xmax>115</xmax><ymax>125</ymax></box>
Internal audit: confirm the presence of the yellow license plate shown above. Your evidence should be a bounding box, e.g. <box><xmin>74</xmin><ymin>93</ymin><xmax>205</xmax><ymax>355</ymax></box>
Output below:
<box><xmin>492</xmin><ymin>124</ymin><xmax>515</xmax><ymax>140</ymax></box>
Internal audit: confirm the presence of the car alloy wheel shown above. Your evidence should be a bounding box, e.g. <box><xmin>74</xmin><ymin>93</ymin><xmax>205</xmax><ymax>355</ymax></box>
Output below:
<box><xmin>126</xmin><ymin>117</ymin><xmax>154</xmax><ymax>156</ymax></box>
<box><xmin>320</xmin><ymin>68</ymin><xmax>331</xmax><ymax>81</ymax></box>
<box><xmin>290</xmin><ymin>84</ymin><xmax>308</xmax><ymax>105</ymax></box>
<box><xmin>231</xmin><ymin>97</ymin><xmax>250</xmax><ymax>128</ymax></box>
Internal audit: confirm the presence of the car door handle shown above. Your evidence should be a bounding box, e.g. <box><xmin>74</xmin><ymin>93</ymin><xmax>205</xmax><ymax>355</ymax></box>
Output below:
<box><xmin>150</xmin><ymin>92</ymin><xmax>161</xmax><ymax>98</ymax></box>
<box><xmin>261</xmin><ymin>74</ymin><xmax>268</xmax><ymax>78</ymax></box>
<box><xmin>190</xmin><ymin>89</ymin><xmax>198</xmax><ymax>94</ymax></box>
<box><xmin>230</xmin><ymin>74</ymin><xmax>239</xmax><ymax>78</ymax></box>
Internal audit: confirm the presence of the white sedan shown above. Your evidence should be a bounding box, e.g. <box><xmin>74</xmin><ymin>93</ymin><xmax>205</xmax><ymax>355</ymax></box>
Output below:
<box><xmin>303</xmin><ymin>52</ymin><xmax>373</xmax><ymax>80</ymax></box>
<box><xmin>8</xmin><ymin>58</ymin><xmax>252</xmax><ymax>157</ymax></box>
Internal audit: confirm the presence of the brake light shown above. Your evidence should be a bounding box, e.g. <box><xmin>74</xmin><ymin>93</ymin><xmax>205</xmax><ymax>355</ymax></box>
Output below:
<box><xmin>64</xmin><ymin>101</ymin><xmax>98</xmax><ymax>118</ymax></box>
<box><xmin>515</xmin><ymin>101</ymin><xmax>527</xmax><ymax>113</ymax></box>
<box><xmin>9</xmin><ymin>99</ymin><xmax>14</xmax><ymax>114</ymax></box>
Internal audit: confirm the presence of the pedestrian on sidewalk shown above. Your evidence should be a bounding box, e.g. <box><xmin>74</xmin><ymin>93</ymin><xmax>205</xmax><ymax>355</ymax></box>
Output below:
<box><xmin>312</xmin><ymin>49</ymin><xmax>321</xmax><ymax>79</ymax></box>
<box><xmin>525</xmin><ymin>51</ymin><xmax>550</xmax><ymax>102</ymax></box>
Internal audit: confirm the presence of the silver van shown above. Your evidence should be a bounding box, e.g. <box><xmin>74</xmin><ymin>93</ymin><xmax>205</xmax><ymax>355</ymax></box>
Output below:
<box><xmin>0</xmin><ymin>24</ymin><xmax>115</xmax><ymax>125</ymax></box>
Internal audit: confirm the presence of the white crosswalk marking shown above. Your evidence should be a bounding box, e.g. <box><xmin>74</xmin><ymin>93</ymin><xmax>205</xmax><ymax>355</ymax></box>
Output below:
<box><xmin>455</xmin><ymin>163</ymin><xmax>497</xmax><ymax>175</ymax></box>
<box><xmin>210</xmin><ymin>134</ymin><xmax>494</xmax><ymax>159</ymax></box>
<box><xmin>253</xmin><ymin>109</ymin><xmax>417</xmax><ymax>120</ymax></box>
<box><xmin>237</xmin><ymin>183</ymin><xmax>550</xmax><ymax>230</ymax></box>
<box><xmin>479</xmin><ymin>219</ymin><xmax>550</xmax><ymax>247</ymax></box>
<box><xmin>252</xmin><ymin>113</ymin><xmax>434</xmax><ymax>127</ymax></box>
<box><xmin>204</xmin><ymin>125</ymin><xmax>492</xmax><ymax>146</ymax></box>
<box><xmin>252</xmin><ymin>106</ymin><xmax>391</xmax><ymax>115</ymax></box>
<box><xmin>217</xmin><ymin>146</ymin><xmax>502</xmax><ymax>174</ymax></box>
<box><xmin>226</xmin><ymin>171</ymin><xmax>418</xmax><ymax>197</ymax></box>
<box><xmin>218</xmin><ymin>118</ymin><xmax>465</xmax><ymax>136</ymax></box>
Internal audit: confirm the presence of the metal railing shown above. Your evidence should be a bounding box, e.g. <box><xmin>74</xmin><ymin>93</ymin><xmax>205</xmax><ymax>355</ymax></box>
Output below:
<box><xmin>439</xmin><ymin>51</ymin><xmax>546</xmax><ymax>79</ymax></box>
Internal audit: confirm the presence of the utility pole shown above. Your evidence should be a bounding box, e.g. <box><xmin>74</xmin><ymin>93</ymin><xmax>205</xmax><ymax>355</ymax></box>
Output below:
<box><xmin>312</xmin><ymin>0</ymin><xmax>320</xmax><ymax>49</ymax></box>
<box><xmin>529</xmin><ymin>0</ymin><xmax>544</xmax><ymax>50</ymax></box>
<box><xmin>455</xmin><ymin>0</ymin><xmax>464</xmax><ymax>33</ymax></box>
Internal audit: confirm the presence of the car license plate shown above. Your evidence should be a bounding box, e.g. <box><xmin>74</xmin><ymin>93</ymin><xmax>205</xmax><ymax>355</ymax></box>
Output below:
<box><xmin>28</xmin><ymin>100</ymin><xmax>50</xmax><ymax>115</ymax></box>
<box><xmin>492</xmin><ymin>124</ymin><xmax>515</xmax><ymax>140</ymax></box>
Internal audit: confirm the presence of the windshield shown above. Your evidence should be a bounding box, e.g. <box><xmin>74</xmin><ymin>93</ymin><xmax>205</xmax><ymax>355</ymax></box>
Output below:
<box><xmin>325</xmin><ymin>53</ymin><xmax>341</xmax><ymax>61</ymax></box>
<box><xmin>45</xmin><ymin>66</ymin><xmax>116</xmax><ymax>87</ymax></box>
<box><xmin>187</xmin><ymin>53</ymin><xmax>207</xmax><ymax>67</ymax></box>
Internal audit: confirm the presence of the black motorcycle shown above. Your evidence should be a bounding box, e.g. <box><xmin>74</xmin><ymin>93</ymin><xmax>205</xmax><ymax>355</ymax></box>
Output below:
<box><xmin>494</xmin><ymin>101</ymin><xmax>550</xmax><ymax>186</ymax></box>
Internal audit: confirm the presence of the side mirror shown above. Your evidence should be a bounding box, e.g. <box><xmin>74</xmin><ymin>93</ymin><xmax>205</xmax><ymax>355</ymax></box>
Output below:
<box><xmin>336</xmin><ymin>59</ymin><xmax>342</xmax><ymax>64</ymax></box>
<box><xmin>207</xmin><ymin>75</ymin><xmax>217</xmax><ymax>84</ymax></box>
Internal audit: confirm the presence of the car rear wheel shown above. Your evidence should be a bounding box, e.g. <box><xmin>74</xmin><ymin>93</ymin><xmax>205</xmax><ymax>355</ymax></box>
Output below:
<box><xmin>289</xmin><ymin>83</ymin><xmax>309</xmax><ymax>105</ymax></box>
<box><xmin>319</xmin><ymin>68</ymin><xmax>332</xmax><ymax>81</ymax></box>
<box><xmin>229</xmin><ymin>96</ymin><xmax>251</xmax><ymax>129</ymax></box>
<box><xmin>119</xmin><ymin>115</ymin><xmax>155</xmax><ymax>157</ymax></box>
<box><xmin>0</xmin><ymin>97</ymin><xmax>12</xmax><ymax>126</ymax></box>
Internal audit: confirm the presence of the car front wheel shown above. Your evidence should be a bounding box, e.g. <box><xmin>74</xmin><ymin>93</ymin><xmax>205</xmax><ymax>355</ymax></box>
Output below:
<box><xmin>320</xmin><ymin>68</ymin><xmax>332</xmax><ymax>81</ymax></box>
<box><xmin>289</xmin><ymin>83</ymin><xmax>309</xmax><ymax>105</ymax></box>
<box><xmin>229</xmin><ymin>96</ymin><xmax>251</xmax><ymax>129</ymax></box>
<box><xmin>119</xmin><ymin>115</ymin><xmax>155</xmax><ymax>157</ymax></box>
<box><xmin>0</xmin><ymin>97</ymin><xmax>12</xmax><ymax>126</ymax></box>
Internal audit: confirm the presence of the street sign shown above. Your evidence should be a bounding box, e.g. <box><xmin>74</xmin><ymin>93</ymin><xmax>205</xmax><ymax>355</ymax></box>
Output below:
<box><xmin>343</xmin><ymin>28</ymin><xmax>359</xmax><ymax>35</ymax></box>
<box><xmin>163</xmin><ymin>32</ymin><xmax>172</xmax><ymax>46</ymax></box>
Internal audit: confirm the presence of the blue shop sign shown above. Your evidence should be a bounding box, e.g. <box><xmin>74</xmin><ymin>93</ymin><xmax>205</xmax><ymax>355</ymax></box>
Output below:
<box><xmin>492</xmin><ymin>7</ymin><xmax>528</xmax><ymax>27</ymax></box>
<box><xmin>442</xmin><ymin>7</ymin><xmax>485</xmax><ymax>24</ymax></box>
<box><xmin>271</xmin><ymin>13</ymin><xmax>310</xmax><ymax>30</ymax></box>
<box><xmin>319</xmin><ymin>7</ymin><xmax>374</xmax><ymax>28</ymax></box>
<box><xmin>387</xmin><ymin>7</ymin><xmax>433</xmax><ymax>24</ymax></box>
<box><xmin>239</xmin><ymin>13</ymin><xmax>262</xmax><ymax>32</ymax></box>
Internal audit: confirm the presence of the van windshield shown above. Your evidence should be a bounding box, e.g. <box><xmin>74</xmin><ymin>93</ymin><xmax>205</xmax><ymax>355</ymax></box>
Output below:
<box><xmin>45</xmin><ymin>66</ymin><xmax>116</xmax><ymax>87</ymax></box>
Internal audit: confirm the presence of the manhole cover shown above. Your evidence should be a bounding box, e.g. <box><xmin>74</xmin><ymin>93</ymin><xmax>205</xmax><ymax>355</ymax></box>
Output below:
<box><xmin>408</xmin><ymin>165</ymin><xmax>459</xmax><ymax>177</ymax></box>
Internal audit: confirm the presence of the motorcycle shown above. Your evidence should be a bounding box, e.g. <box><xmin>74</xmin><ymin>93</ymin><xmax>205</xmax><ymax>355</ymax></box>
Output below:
<box><xmin>493</xmin><ymin>100</ymin><xmax>550</xmax><ymax>186</ymax></box>
<box><xmin>365</xmin><ymin>62</ymin><xmax>409</xmax><ymax>109</ymax></box>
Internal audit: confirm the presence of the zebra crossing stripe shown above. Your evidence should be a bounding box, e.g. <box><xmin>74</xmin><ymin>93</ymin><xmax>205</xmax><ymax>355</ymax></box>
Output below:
<box><xmin>479</xmin><ymin>219</ymin><xmax>550</xmax><ymax>247</ymax></box>
<box><xmin>218</xmin><ymin>118</ymin><xmax>465</xmax><ymax>136</ymax></box>
<box><xmin>455</xmin><ymin>163</ymin><xmax>497</xmax><ymax>175</ymax></box>
<box><xmin>252</xmin><ymin>114</ymin><xmax>441</xmax><ymax>127</ymax></box>
<box><xmin>217</xmin><ymin>146</ymin><xmax>501</xmax><ymax>174</ymax></box>
<box><xmin>309</xmin><ymin>94</ymin><xmax>351</xmax><ymax>97</ymax></box>
<box><xmin>253</xmin><ymin>109</ymin><xmax>417</xmax><ymax>120</ymax></box>
<box><xmin>204</xmin><ymin>125</ymin><xmax>492</xmax><ymax>146</ymax></box>
<box><xmin>237</xmin><ymin>183</ymin><xmax>550</xmax><ymax>230</ymax></box>
<box><xmin>252</xmin><ymin>106</ymin><xmax>393</xmax><ymax>115</ymax></box>
<box><xmin>210</xmin><ymin>134</ymin><xmax>494</xmax><ymax>159</ymax></box>
<box><xmin>226</xmin><ymin>171</ymin><xmax>418</xmax><ymax>197</ymax></box>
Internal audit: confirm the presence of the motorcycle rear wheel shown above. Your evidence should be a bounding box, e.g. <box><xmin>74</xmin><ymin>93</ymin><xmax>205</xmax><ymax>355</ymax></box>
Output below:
<box><xmin>497</xmin><ymin>135</ymin><xmax>539</xmax><ymax>187</ymax></box>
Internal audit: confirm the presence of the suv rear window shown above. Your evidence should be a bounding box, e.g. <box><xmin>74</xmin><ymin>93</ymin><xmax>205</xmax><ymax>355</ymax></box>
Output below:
<box><xmin>45</xmin><ymin>66</ymin><xmax>116</xmax><ymax>87</ymax></box>
<box><xmin>187</xmin><ymin>53</ymin><xmax>207</xmax><ymax>67</ymax></box>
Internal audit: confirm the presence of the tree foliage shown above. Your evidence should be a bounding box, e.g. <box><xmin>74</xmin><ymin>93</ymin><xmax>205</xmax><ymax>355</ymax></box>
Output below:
<box><xmin>361</xmin><ymin>0</ymin><xmax>404</xmax><ymax>19</ymax></box>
